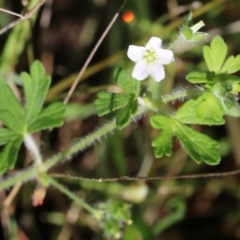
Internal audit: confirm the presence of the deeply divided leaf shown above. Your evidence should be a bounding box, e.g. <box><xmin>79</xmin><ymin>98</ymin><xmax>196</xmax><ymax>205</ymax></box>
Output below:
<box><xmin>150</xmin><ymin>115</ymin><xmax>173</xmax><ymax>158</ymax></box>
<box><xmin>175</xmin><ymin>96</ymin><xmax>225</xmax><ymax>125</ymax></box>
<box><xmin>151</xmin><ymin>115</ymin><xmax>221</xmax><ymax>165</ymax></box>
<box><xmin>220</xmin><ymin>55</ymin><xmax>240</xmax><ymax>74</ymax></box>
<box><xmin>0</xmin><ymin>76</ymin><xmax>26</xmax><ymax>134</ymax></box>
<box><xmin>203</xmin><ymin>36</ymin><xmax>227</xmax><ymax>73</ymax></box>
<box><xmin>21</xmin><ymin>60</ymin><xmax>51</xmax><ymax>125</ymax></box>
<box><xmin>0</xmin><ymin>128</ymin><xmax>16</xmax><ymax>146</ymax></box>
<box><xmin>94</xmin><ymin>92</ymin><xmax>131</xmax><ymax>116</ymax></box>
<box><xmin>0</xmin><ymin>60</ymin><xmax>66</xmax><ymax>174</ymax></box>
<box><xmin>172</xmin><ymin>120</ymin><xmax>220</xmax><ymax>165</ymax></box>
<box><xmin>0</xmin><ymin>136</ymin><xmax>22</xmax><ymax>174</ymax></box>
<box><xmin>152</xmin><ymin>128</ymin><xmax>172</xmax><ymax>157</ymax></box>
<box><xmin>28</xmin><ymin>102</ymin><xmax>66</xmax><ymax>133</ymax></box>
<box><xmin>116</xmin><ymin>99</ymin><xmax>138</xmax><ymax>129</ymax></box>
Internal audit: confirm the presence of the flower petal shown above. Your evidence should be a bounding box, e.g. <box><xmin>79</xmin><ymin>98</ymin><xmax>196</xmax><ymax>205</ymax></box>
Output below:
<box><xmin>158</xmin><ymin>49</ymin><xmax>174</xmax><ymax>65</ymax></box>
<box><xmin>127</xmin><ymin>46</ymin><xmax>145</xmax><ymax>62</ymax></box>
<box><xmin>146</xmin><ymin>37</ymin><xmax>162</xmax><ymax>49</ymax></box>
<box><xmin>149</xmin><ymin>64</ymin><xmax>165</xmax><ymax>82</ymax></box>
<box><xmin>132</xmin><ymin>61</ymin><xmax>149</xmax><ymax>80</ymax></box>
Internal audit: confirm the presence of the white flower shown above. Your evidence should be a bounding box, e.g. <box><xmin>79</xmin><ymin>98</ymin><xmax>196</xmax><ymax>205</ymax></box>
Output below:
<box><xmin>127</xmin><ymin>37</ymin><xmax>174</xmax><ymax>82</ymax></box>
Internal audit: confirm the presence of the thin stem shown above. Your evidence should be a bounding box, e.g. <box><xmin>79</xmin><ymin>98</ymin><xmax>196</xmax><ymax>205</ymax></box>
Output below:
<box><xmin>0</xmin><ymin>107</ymin><xmax>146</xmax><ymax>192</ymax></box>
<box><xmin>50</xmin><ymin>168</ymin><xmax>240</xmax><ymax>182</ymax></box>
<box><xmin>0</xmin><ymin>167</ymin><xmax>36</xmax><ymax>192</ymax></box>
<box><xmin>0</xmin><ymin>0</ymin><xmax>46</xmax><ymax>35</ymax></box>
<box><xmin>0</xmin><ymin>8</ymin><xmax>24</xmax><ymax>18</ymax></box>
<box><xmin>43</xmin><ymin>107</ymin><xmax>146</xmax><ymax>171</ymax></box>
<box><xmin>46</xmin><ymin>174</ymin><xmax>97</xmax><ymax>217</ymax></box>
<box><xmin>63</xmin><ymin>0</ymin><xmax>129</xmax><ymax>104</ymax></box>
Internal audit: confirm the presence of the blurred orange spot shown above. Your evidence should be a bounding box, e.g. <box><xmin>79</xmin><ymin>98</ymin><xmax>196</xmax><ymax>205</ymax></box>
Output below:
<box><xmin>122</xmin><ymin>11</ymin><xmax>134</xmax><ymax>23</ymax></box>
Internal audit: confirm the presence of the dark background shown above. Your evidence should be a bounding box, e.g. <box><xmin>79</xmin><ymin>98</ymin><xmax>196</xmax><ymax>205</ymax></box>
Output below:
<box><xmin>1</xmin><ymin>0</ymin><xmax>240</xmax><ymax>239</ymax></box>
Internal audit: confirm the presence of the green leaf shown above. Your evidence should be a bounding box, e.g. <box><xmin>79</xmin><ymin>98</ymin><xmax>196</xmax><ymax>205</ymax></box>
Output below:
<box><xmin>130</xmin><ymin>99</ymin><xmax>138</xmax><ymax>115</ymax></box>
<box><xmin>193</xmin><ymin>93</ymin><xmax>224</xmax><ymax>122</ymax></box>
<box><xmin>0</xmin><ymin>75</ymin><xmax>26</xmax><ymax>134</ymax></box>
<box><xmin>152</xmin><ymin>128</ymin><xmax>172</xmax><ymax>157</ymax></box>
<box><xmin>150</xmin><ymin>115</ymin><xmax>221</xmax><ymax>165</ymax></box>
<box><xmin>0</xmin><ymin>128</ymin><xmax>16</xmax><ymax>146</ymax></box>
<box><xmin>0</xmin><ymin>60</ymin><xmax>67</xmax><ymax>174</ymax></box>
<box><xmin>220</xmin><ymin>96</ymin><xmax>240</xmax><ymax>117</ymax></box>
<box><xmin>150</xmin><ymin>115</ymin><xmax>173</xmax><ymax>157</ymax></box>
<box><xmin>0</xmin><ymin>136</ymin><xmax>23</xmax><ymax>174</ymax></box>
<box><xmin>114</xmin><ymin>68</ymin><xmax>140</xmax><ymax>95</ymax></box>
<box><xmin>203</xmin><ymin>36</ymin><xmax>227</xmax><ymax>73</ymax></box>
<box><xmin>172</xmin><ymin>120</ymin><xmax>220</xmax><ymax>165</ymax></box>
<box><xmin>221</xmin><ymin>75</ymin><xmax>240</xmax><ymax>83</ymax></box>
<box><xmin>150</xmin><ymin>115</ymin><xmax>171</xmax><ymax>129</ymax></box>
<box><xmin>175</xmin><ymin>94</ymin><xmax>225</xmax><ymax>125</ymax></box>
<box><xmin>22</xmin><ymin>60</ymin><xmax>51</xmax><ymax>125</ymax></box>
<box><xmin>116</xmin><ymin>103</ymin><xmax>132</xmax><ymax>129</ymax></box>
<box><xmin>116</xmin><ymin>98</ymin><xmax>138</xmax><ymax>129</ymax></box>
<box><xmin>186</xmin><ymin>71</ymin><xmax>209</xmax><ymax>84</ymax></box>
<box><xmin>220</xmin><ymin>55</ymin><xmax>240</xmax><ymax>74</ymax></box>
<box><xmin>94</xmin><ymin>92</ymin><xmax>131</xmax><ymax>116</ymax></box>
<box><xmin>28</xmin><ymin>102</ymin><xmax>66</xmax><ymax>133</ymax></box>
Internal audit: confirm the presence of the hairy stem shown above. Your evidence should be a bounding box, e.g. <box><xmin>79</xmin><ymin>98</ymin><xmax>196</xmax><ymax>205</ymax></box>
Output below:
<box><xmin>162</xmin><ymin>87</ymin><xmax>203</xmax><ymax>103</ymax></box>
<box><xmin>0</xmin><ymin>107</ymin><xmax>146</xmax><ymax>191</ymax></box>
<box><xmin>24</xmin><ymin>134</ymin><xmax>42</xmax><ymax>165</ymax></box>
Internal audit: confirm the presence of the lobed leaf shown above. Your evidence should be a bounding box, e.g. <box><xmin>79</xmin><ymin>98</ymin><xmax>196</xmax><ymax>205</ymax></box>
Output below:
<box><xmin>150</xmin><ymin>115</ymin><xmax>172</xmax><ymax>129</ymax></box>
<box><xmin>175</xmin><ymin>97</ymin><xmax>225</xmax><ymax>125</ymax></box>
<box><xmin>94</xmin><ymin>92</ymin><xmax>131</xmax><ymax>116</ymax></box>
<box><xmin>203</xmin><ymin>36</ymin><xmax>227</xmax><ymax>73</ymax></box>
<box><xmin>220</xmin><ymin>55</ymin><xmax>240</xmax><ymax>74</ymax></box>
<box><xmin>192</xmin><ymin>93</ymin><xmax>224</xmax><ymax>122</ymax></box>
<box><xmin>0</xmin><ymin>75</ymin><xmax>26</xmax><ymax>134</ymax></box>
<box><xmin>152</xmin><ymin>128</ymin><xmax>172</xmax><ymax>157</ymax></box>
<box><xmin>186</xmin><ymin>71</ymin><xmax>209</xmax><ymax>84</ymax></box>
<box><xmin>116</xmin><ymin>99</ymin><xmax>137</xmax><ymax>129</ymax></box>
<box><xmin>172</xmin><ymin>120</ymin><xmax>220</xmax><ymax>165</ymax></box>
<box><xmin>28</xmin><ymin>102</ymin><xmax>66</xmax><ymax>133</ymax></box>
<box><xmin>0</xmin><ymin>136</ymin><xmax>23</xmax><ymax>174</ymax></box>
<box><xmin>22</xmin><ymin>60</ymin><xmax>51</xmax><ymax>125</ymax></box>
<box><xmin>0</xmin><ymin>128</ymin><xmax>16</xmax><ymax>146</ymax></box>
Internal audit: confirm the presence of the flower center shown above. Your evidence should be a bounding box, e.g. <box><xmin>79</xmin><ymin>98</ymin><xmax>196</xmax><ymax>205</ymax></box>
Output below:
<box><xmin>142</xmin><ymin>48</ymin><xmax>158</xmax><ymax>65</ymax></box>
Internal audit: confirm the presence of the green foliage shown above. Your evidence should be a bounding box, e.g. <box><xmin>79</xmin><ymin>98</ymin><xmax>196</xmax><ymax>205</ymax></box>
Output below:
<box><xmin>0</xmin><ymin>60</ymin><xmax>66</xmax><ymax>174</ymax></box>
<box><xmin>175</xmin><ymin>92</ymin><xmax>225</xmax><ymax>125</ymax></box>
<box><xmin>186</xmin><ymin>71</ymin><xmax>209</xmax><ymax>84</ymax></box>
<box><xmin>151</xmin><ymin>115</ymin><xmax>220</xmax><ymax>165</ymax></box>
<box><xmin>185</xmin><ymin>36</ymin><xmax>240</xmax><ymax>123</ymax></box>
<box><xmin>96</xmin><ymin>199</ymin><xmax>132</xmax><ymax>239</ymax></box>
<box><xmin>203</xmin><ymin>36</ymin><xmax>227</xmax><ymax>73</ymax></box>
<box><xmin>94</xmin><ymin>68</ymin><xmax>140</xmax><ymax>129</ymax></box>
